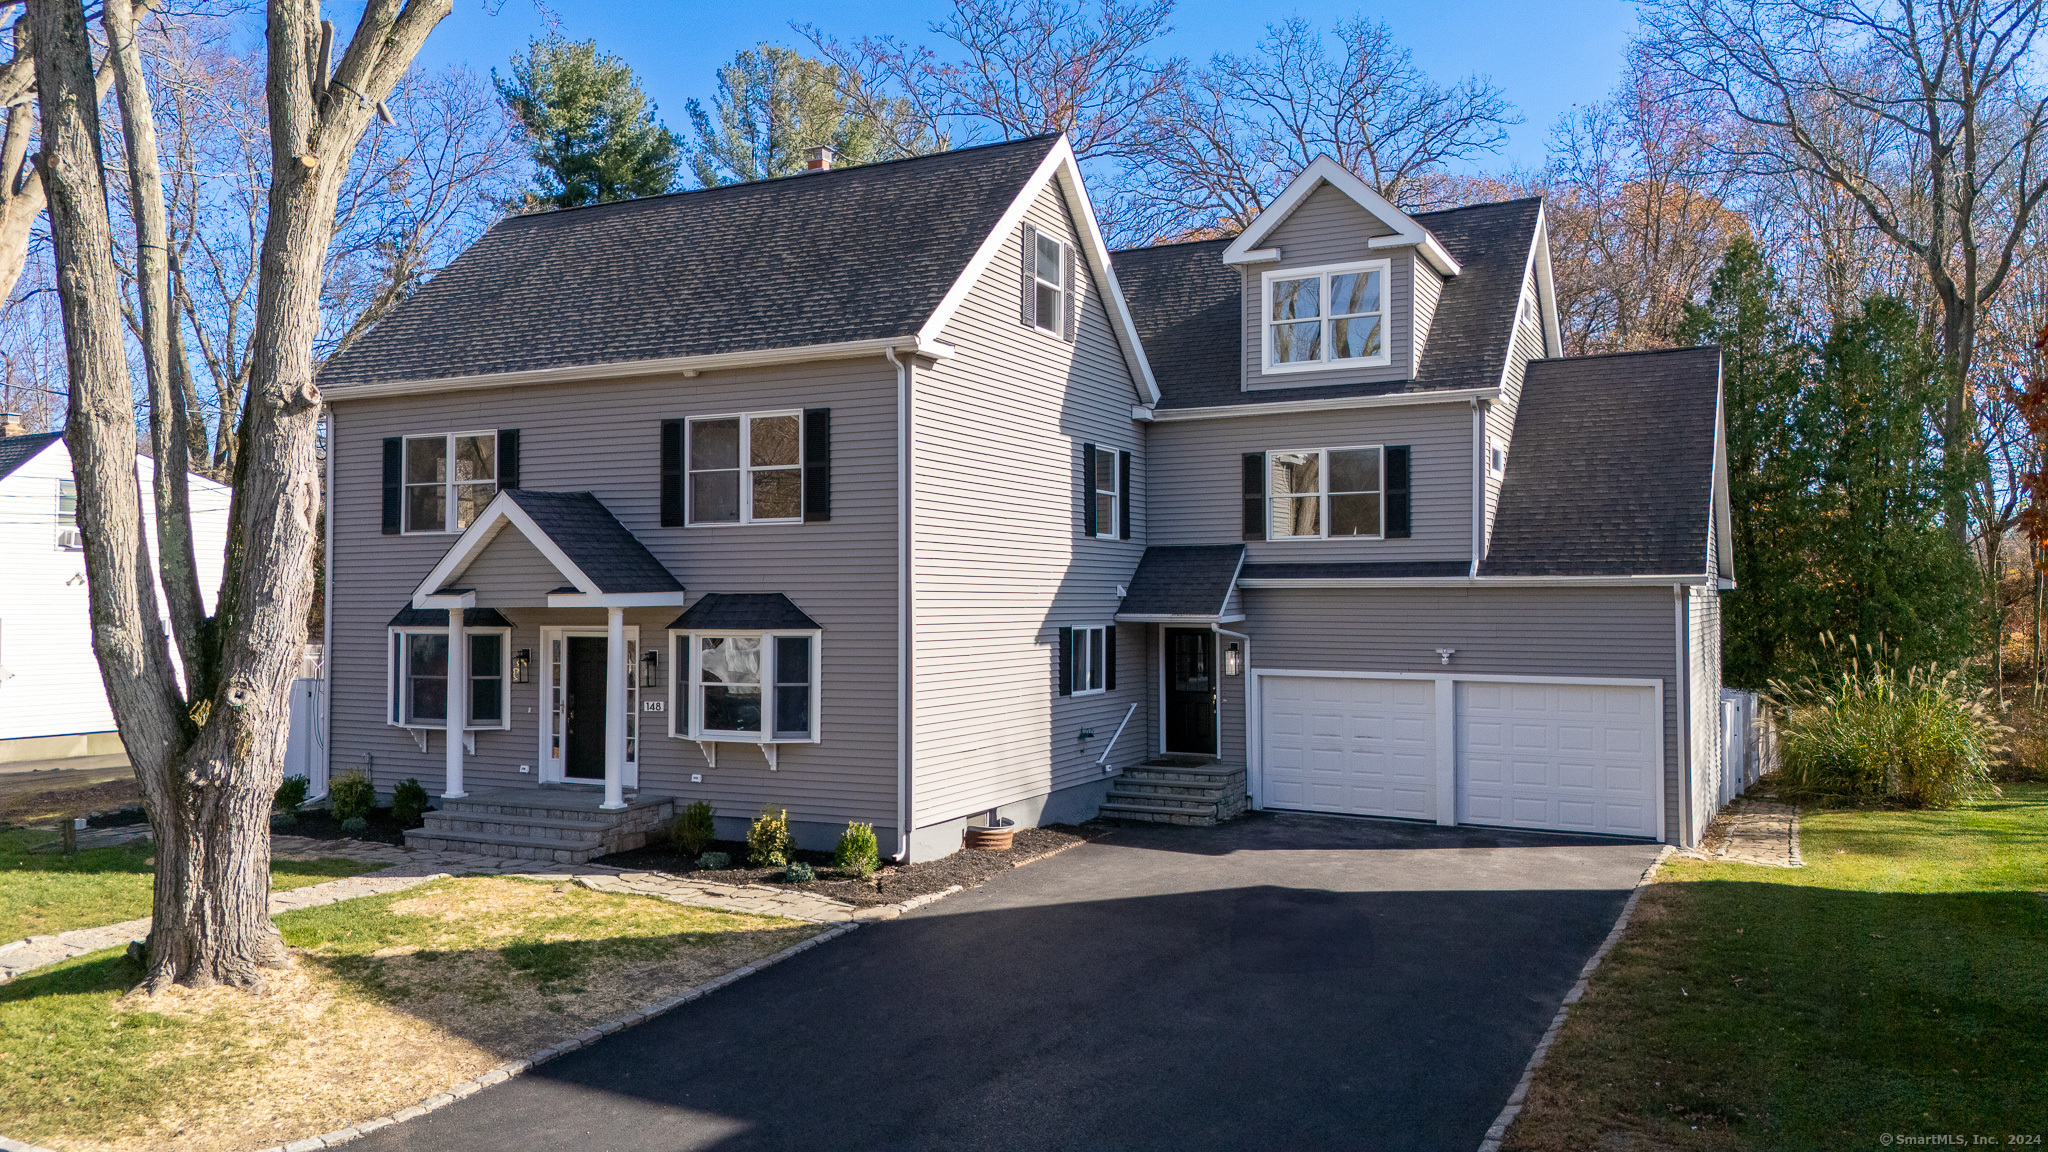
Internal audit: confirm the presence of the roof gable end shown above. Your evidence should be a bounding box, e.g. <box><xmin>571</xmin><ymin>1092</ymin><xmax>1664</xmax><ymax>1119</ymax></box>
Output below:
<box><xmin>1221</xmin><ymin>156</ymin><xmax>1462</xmax><ymax>277</ymax></box>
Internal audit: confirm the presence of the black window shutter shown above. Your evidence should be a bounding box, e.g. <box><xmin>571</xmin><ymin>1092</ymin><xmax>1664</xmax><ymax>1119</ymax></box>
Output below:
<box><xmin>802</xmin><ymin>408</ymin><xmax>832</xmax><ymax>522</ymax></box>
<box><xmin>381</xmin><ymin>437</ymin><xmax>403</xmax><ymax>535</ymax></box>
<box><xmin>1064</xmin><ymin>242</ymin><xmax>1078</xmax><ymax>342</ymax></box>
<box><xmin>1020</xmin><ymin>223</ymin><xmax>1039</xmax><ymax>328</ymax></box>
<box><xmin>496</xmin><ymin>429</ymin><xmax>520</xmax><ymax>491</ymax></box>
<box><xmin>1105</xmin><ymin>625</ymin><xmax>1117</xmax><ymax>690</ymax></box>
<box><xmin>1118</xmin><ymin>450</ymin><xmax>1133</xmax><ymax>540</ymax></box>
<box><xmin>1241</xmin><ymin>452</ymin><xmax>1266</xmax><ymax>540</ymax></box>
<box><xmin>1057</xmin><ymin>626</ymin><xmax>1073</xmax><ymax>696</ymax></box>
<box><xmin>1081</xmin><ymin>442</ymin><xmax>1097</xmax><ymax>537</ymax></box>
<box><xmin>1386</xmin><ymin>445</ymin><xmax>1412</xmax><ymax>538</ymax></box>
<box><xmin>659</xmin><ymin>420</ymin><xmax>685</xmax><ymax>527</ymax></box>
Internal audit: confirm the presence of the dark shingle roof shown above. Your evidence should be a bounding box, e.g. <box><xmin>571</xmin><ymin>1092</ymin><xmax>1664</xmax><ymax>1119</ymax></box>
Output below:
<box><xmin>1116</xmin><ymin>545</ymin><xmax>1245</xmax><ymax>617</ymax></box>
<box><xmin>1238</xmin><ymin>561</ymin><xmax>1472</xmax><ymax>581</ymax></box>
<box><xmin>0</xmin><ymin>432</ymin><xmax>62</xmax><ymax>482</ymax></box>
<box><xmin>495</xmin><ymin>490</ymin><xmax>683</xmax><ymax>594</ymax></box>
<box><xmin>321</xmin><ymin>137</ymin><xmax>1062</xmax><ymax>388</ymax></box>
<box><xmin>1480</xmin><ymin>347</ymin><xmax>1720</xmax><ymax>577</ymax></box>
<box><xmin>667</xmin><ymin>593</ymin><xmax>821</xmax><ymax>631</ymax></box>
<box><xmin>1110</xmin><ymin>198</ymin><xmax>1544</xmax><ymax>410</ymax></box>
<box><xmin>388</xmin><ymin>605</ymin><xmax>514</xmax><ymax>628</ymax></box>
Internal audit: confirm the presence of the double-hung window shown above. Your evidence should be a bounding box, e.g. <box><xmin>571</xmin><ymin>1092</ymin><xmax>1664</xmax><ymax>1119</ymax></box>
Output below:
<box><xmin>1092</xmin><ymin>446</ymin><xmax>1118</xmax><ymax>539</ymax></box>
<box><xmin>670</xmin><ymin>631</ymin><xmax>820</xmax><ymax>742</ymax></box>
<box><xmin>687</xmin><ymin>412</ymin><xmax>801</xmax><ymax>525</ymax></box>
<box><xmin>404</xmin><ymin>432</ymin><xmax>496</xmax><ymax>533</ymax></box>
<box><xmin>1060</xmin><ymin>625</ymin><xmax>1111</xmax><ymax>696</ymax></box>
<box><xmin>56</xmin><ymin>480</ymin><xmax>75</xmax><ymax>526</ymax></box>
<box><xmin>1264</xmin><ymin>260</ymin><xmax>1391</xmax><ymax>372</ymax></box>
<box><xmin>1269</xmin><ymin>446</ymin><xmax>1383</xmax><ymax>539</ymax></box>
<box><xmin>387</xmin><ymin>626</ymin><xmax>511</xmax><ymax>729</ymax></box>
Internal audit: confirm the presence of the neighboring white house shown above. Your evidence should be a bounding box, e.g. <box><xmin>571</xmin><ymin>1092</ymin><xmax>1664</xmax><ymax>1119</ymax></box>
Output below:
<box><xmin>0</xmin><ymin>416</ymin><xmax>232</xmax><ymax>762</ymax></box>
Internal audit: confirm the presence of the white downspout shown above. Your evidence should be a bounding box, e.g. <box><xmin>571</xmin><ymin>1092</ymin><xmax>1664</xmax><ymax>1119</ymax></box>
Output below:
<box><xmin>887</xmin><ymin>346</ymin><xmax>914</xmax><ymax>862</ymax></box>
<box><xmin>1470</xmin><ymin>399</ymin><xmax>1483</xmax><ymax>577</ymax></box>
<box><xmin>320</xmin><ymin>412</ymin><xmax>335</xmax><ymax>799</ymax></box>
<box><xmin>601</xmin><ymin>605</ymin><xmax>628</xmax><ymax>810</ymax></box>
<box><xmin>1674</xmin><ymin>584</ymin><xmax>1690</xmax><ymax>847</ymax></box>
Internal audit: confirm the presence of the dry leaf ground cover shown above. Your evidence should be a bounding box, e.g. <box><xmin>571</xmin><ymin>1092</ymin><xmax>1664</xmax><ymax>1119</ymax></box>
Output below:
<box><xmin>1</xmin><ymin>828</ymin><xmax>379</xmax><ymax>940</ymax></box>
<box><xmin>1503</xmin><ymin>784</ymin><xmax>2048</xmax><ymax>1152</ymax></box>
<box><xmin>0</xmin><ymin>875</ymin><xmax>823</xmax><ymax>1151</ymax></box>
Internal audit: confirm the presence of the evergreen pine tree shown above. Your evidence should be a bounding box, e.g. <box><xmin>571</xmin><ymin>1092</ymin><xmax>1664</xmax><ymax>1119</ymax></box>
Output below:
<box><xmin>496</xmin><ymin>35</ymin><xmax>684</xmax><ymax>208</ymax></box>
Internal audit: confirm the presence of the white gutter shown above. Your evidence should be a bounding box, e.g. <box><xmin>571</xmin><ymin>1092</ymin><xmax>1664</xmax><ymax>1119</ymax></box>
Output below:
<box><xmin>1235</xmin><ymin>574</ymin><xmax>1717</xmax><ymax>589</ymax></box>
<box><xmin>888</xmin><ymin>346</ymin><xmax>915</xmax><ymax>863</ymax></box>
<box><xmin>322</xmin><ymin>335</ymin><xmax>957</xmax><ymax>403</ymax></box>
<box><xmin>1140</xmin><ymin>387</ymin><xmax>1498</xmax><ymax>424</ymax></box>
<box><xmin>1113</xmin><ymin>613</ymin><xmax>1247</xmax><ymax>623</ymax></box>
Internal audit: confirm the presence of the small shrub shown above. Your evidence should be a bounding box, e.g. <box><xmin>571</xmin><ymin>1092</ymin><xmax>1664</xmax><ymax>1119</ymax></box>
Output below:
<box><xmin>697</xmin><ymin>851</ymin><xmax>731</xmax><ymax>870</ymax></box>
<box><xmin>674</xmin><ymin>800</ymin><xmax>717</xmax><ymax>857</ymax></box>
<box><xmin>784</xmin><ymin>861</ymin><xmax>815</xmax><ymax>883</ymax></box>
<box><xmin>391</xmin><ymin>778</ymin><xmax>431</xmax><ymax>828</ymax></box>
<box><xmin>747</xmin><ymin>807</ymin><xmax>794</xmax><ymax>867</ymax></box>
<box><xmin>269</xmin><ymin>812</ymin><xmax>297</xmax><ymax>832</ymax></box>
<box><xmin>834</xmin><ymin>821</ymin><xmax>880</xmax><ymax>877</ymax></box>
<box><xmin>329</xmin><ymin>769</ymin><xmax>376</xmax><ymax>822</ymax></box>
<box><xmin>340</xmin><ymin>816</ymin><xmax>369</xmax><ymax>836</ymax></box>
<box><xmin>274</xmin><ymin>775</ymin><xmax>309</xmax><ymax>815</ymax></box>
<box><xmin>1767</xmin><ymin>637</ymin><xmax>2004</xmax><ymax>808</ymax></box>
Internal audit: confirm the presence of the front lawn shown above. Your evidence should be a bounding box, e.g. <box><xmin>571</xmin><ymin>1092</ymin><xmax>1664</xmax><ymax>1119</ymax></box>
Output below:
<box><xmin>0</xmin><ymin>828</ymin><xmax>378</xmax><ymax>941</ymax></box>
<box><xmin>0</xmin><ymin>875</ymin><xmax>821</xmax><ymax>1152</ymax></box>
<box><xmin>1504</xmin><ymin>785</ymin><xmax>2048</xmax><ymax>1151</ymax></box>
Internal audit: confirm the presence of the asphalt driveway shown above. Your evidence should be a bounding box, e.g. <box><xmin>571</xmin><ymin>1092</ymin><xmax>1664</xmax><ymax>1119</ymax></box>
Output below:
<box><xmin>350</xmin><ymin>812</ymin><xmax>1663</xmax><ymax>1152</ymax></box>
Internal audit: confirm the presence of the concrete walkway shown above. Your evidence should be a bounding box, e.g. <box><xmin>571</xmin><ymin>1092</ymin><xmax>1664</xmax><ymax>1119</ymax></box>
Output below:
<box><xmin>1</xmin><ymin>835</ymin><xmax>866</xmax><ymax>983</ymax></box>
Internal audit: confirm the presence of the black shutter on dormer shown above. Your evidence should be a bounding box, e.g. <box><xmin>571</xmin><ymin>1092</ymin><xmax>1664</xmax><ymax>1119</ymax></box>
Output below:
<box><xmin>1020</xmin><ymin>223</ymin><xmax>1039</xmax><ymax>329</ymax></box>
<box><xmin>1386</xmin><ymin>445</ymin><xmax>1411</xmax><ymax>538</ymax></box>
<box><xmin>1241</xmin><ymin>452</ymin><xmax>1265</xmax><ymax>540</ymax></box>
<box><xmin>802</xmin><ymin>408</ymin><xmax>831</xmax><ymax>522</ymax></box>
<box><xmin>659</xmin><ymin>420</ymin><xmax>685</xmax><ymax>527</ymax></box>
<box><xmin>1105</xmin><ymin>625</ymin><xmax>1117</xmax><ymax>690</ymax></box>
<box><xmin>381</xmin><ymin>437</ymin><xmax>402</xmax><ymax>535</ymax></box>
<box><xmin>1081</xmin><ymin>442</ymin><xmax>1097</xmax><ymax>537</ymax></box>
<box><xmin>1118</xmin><ymin>450</ymin><xmax>1133</xmax><ymax>540</ymax></box>
<box><xmin>497</xmin><ymin>429</ymin><xmax>520</xmax><ymax>490</ymax></box>
<box><xmin>1057</xmin><ymin>626</ymin><xmax>1073</xmax><ymax>696</ymax></box>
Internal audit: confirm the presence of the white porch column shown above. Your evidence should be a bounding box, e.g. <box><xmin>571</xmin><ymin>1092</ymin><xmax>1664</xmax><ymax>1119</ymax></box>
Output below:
<box><xmin>443</xmin><ymin>609</ymin><xmax>467</xmax><ymax>798</ymax></box>
<box><xmin>602</xmin><ymin>606</ymin><xmax>627</xmax><ymax>810</ymax></box>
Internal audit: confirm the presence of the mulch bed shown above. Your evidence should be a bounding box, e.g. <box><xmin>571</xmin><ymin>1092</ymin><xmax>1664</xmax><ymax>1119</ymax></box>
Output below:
<box><xmin>0</xmin><ymin>775</ymin><xmax>143</xmax><ymax>827</ymax></box>
<box><xmin>272</xmin><ymin>806</ymin><xmax>415</xmax><ymax>846</ymax></box>
<box><xmin>592</xmin><ymin>821</ymin><xmax>1115</xmax><ymax>907</ymax></box>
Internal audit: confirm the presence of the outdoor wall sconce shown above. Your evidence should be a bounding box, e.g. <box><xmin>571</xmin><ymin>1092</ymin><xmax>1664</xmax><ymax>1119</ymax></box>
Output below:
<box><xmin>512</xmin><ymin>649</ymin><xmax>531</xmax><ymax>683</ymax></box>
<box><xmin>640</xmin><ymin>648</ymin><xmax>660</xmax><ymax>688</ymax></box>
<box><xmin>1223</xmin><ymin>642</ymin><xmax>1243</xmax><ymax>677</ymax></box>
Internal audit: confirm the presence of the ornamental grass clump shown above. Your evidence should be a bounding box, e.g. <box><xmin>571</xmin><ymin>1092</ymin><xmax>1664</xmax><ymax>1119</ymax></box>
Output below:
<box><xmin>835</xmin><ymin>821</ymin><xmax>880</xmax><ymax>877</ymax></box>
<box><xmin>747</xmin><ymin>808</ymin><xmax>795</xmax><ymax>867</ymax></box>
<box><xmin>1767</xmin><ymin>637</ymin><xmax>2003</xmax><ymax>808</ymax></box>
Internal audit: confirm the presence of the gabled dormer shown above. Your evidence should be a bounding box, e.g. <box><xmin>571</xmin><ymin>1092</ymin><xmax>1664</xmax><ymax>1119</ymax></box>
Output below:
<box><xmin>1222</xmin><ymin>156</ymin><xmax>1463</xmax><ymax>392</ymax></box>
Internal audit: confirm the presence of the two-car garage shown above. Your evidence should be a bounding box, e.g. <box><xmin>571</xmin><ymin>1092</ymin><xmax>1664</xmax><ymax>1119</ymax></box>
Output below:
<box><xmin>1257</xmin><ymin>673</ymin><xmax>1663</xmax><ymax>839</ymax></box>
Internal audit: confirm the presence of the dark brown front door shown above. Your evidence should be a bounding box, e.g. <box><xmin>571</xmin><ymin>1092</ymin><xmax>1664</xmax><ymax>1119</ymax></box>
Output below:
<box><xmin>1164</xmin><ymin>627</ymin><xmax>1217</xmax><ymax>755</ymax></box>
<box><xmin>564</xmin><ymin>636</ymin><xmax>607</xmax><ymax>779</ymax></box>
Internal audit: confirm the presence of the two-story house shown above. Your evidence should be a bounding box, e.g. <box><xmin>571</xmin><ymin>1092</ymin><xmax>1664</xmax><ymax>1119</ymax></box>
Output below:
<box><xmin>317</xmin><ymin>135</ymin><xmax>1730</xmax><ymax>862</ymax></box>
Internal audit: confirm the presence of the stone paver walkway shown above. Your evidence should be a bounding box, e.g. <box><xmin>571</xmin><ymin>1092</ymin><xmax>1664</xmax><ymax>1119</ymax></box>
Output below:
<box><xmin>1</xmin><ymin>835</ymin><xmax>865</xmax><ymax>984</ymax></box>
<box><xmin>1682</xmin><ymin>796</ymin><xmax>1802</xmax><ymax>867</ymax></box>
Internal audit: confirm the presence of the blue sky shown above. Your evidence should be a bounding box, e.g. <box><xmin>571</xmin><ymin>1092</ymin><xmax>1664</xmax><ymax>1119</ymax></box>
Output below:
<box><xmin>394</xmin><ymin>0</ymin><xmax>1642</xmax><ymax>171</ymax></box>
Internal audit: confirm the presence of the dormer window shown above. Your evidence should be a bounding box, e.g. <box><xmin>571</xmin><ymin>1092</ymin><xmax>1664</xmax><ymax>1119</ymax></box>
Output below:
<box><xmin>1263</xmin><ymin>260</ymin><xmax>1391</xmax><ymax>372</ymax></box>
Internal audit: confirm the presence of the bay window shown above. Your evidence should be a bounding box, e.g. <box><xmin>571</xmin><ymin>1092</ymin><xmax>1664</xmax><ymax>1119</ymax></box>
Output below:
<box><xmin>387</xmin><ymin>626</ymin><xmax>511</xmax><ymax>729</ymax></box>
<box><xmin>669</xmin><ymin>630</ymin><xmax>821</xmax><ymax>742</ymax></box>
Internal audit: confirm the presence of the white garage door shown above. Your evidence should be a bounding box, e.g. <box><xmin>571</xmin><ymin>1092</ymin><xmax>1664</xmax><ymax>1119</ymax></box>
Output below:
<box><xmin>1261</xmin><ymin>676</ymin><xmax>1437</xmax><ymax>819</ymax></box>
<box><xmin>1455</xmin><ymin>681</ymin><xmax>1659</xmax><ymax>837</ymax></box>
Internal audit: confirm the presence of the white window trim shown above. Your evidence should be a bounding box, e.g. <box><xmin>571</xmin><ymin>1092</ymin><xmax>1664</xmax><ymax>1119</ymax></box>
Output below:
<box><xmin>1266</xmin><ymin>443</ymin><xmax>1386</xmax><ymax>542</ymax></box>
<box><xmin>1261</xmin><ymin>259</ymin><xmax>1393</xmax><ymax>374</ymax></box>
<box><xmin>401</xmin><ymin>430</ymin><xmax>498</xmax><ymax>535</ymax></box>
<box><xmin>1488</xmin><ymin>436</ymin><xmax>1508</xmax><ymax>476</ymax></box>
<box><xmin>684</xmin><ymin>411</ymin><xmax>804</xmax><ymax>527</ymax></box>
<box><xmin>534</xmin><ymin>625</ymin><xmax>641</xmax><ymax>785</ymax></box>
<box><xmin>1092</xmin><ymin>446</ymin><xmax>1119</xmax><ymax>540</ymax></box>
<box><xmin>667</xmin><ymin>629</ymin><xmax>823</xmax><ymax>744</ymax></box>
<box><xmin>1032</xmin><ymin>234</ymin><xmax>1068</xmax><ymax>335</ymax></box>
<box><xmin>1071</xmin><ymin>624</ymin><xmax>1109</xmax><ymax>696</ymax></box>
<box><xmin>384</xmin><ymin>625</ymin><xmax>512</xmax><ymax>731</ymax></box>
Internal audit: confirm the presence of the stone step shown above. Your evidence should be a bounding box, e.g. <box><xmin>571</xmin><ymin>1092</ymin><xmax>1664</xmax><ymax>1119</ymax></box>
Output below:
<box><xmin>1097</xmin><ymin>800</ymin><xmax>1226</xmax><ymax>827</ymax></box>
<box><xmin>1110</xmin><ymin>780</ymin><xmax>1230</xmax><ymax>801</ymax></box>
<box><xmin>438</xmin><ymin>799</ymin><xmax>649</xmax><ymax>823</ymax></box>
<box><xmin>1106</xmin><ymin>789</ymin><xmax>1218</xmax><ymax>812</ymax></box>
<box><xmin>1119</xmin><ymin>765</ymin><xmax>1246</xmax><ymax>787</ymax></box>
<box><xmin>420</xmin><ymin>813</ymin><xmax>607</xmax><ymax>844</ymax></box>
<box><xmin>403</xmin><ymin>828</ymin><xmax>606</xmax><ymax>863</ymax></box>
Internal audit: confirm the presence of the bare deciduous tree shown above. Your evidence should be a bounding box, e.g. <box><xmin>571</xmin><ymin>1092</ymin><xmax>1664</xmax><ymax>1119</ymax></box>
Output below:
<box><xmin>33</xmin><ymin>0</ymin><xmax>450</xmax><ymax>993</ymax></box>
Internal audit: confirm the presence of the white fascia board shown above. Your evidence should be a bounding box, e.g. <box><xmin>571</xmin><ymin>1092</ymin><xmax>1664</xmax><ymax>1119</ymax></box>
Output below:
<box><xmin>546</xmin><ymin>591</ymin><xmax>690</xmax><ymax>608</ymax></box>
<box><xmin>1235</xmin><ymin>574</ymin><xmax>1716</xmax><ymax>589</ymax></box>
<box><xmin>321</xmin><ymin>336</ymin><xmax>952</xmax><ymax>403</ymax></box>
<box><xmin>1221</xmin><ymin>156</ymin><xmax>1462</xmax><ymax>277</ymax></box>
<box><xmin>1712</xmin><ymin>365</ymin><xmax>1737</xmax><ymax>584</ymax></box>
<box><xmin>415</xmin><ymin>591</ymin><xmax>476</xmax><ymax>608</ymax></box>
<box><xmin>1131</xmin><ymin>405</ymin><xmax>1156</xmax><ymax>422</ymax></box>
<box><xmin>1113</xmin><ymin>613</ymin><xmax>1248</xmax><ymax>623</ymax></box>
<box><xmin>1499</xmin><ymin>224</ymin><xmax>1547</xmax><ymax>398</ymax></box>
<box><xmin>410</xmin><ymin>491</ymin><xmax>598</xmax><ymax>606</ymax></box>
<box><xmin>1532</xmin><ymin>207</ymin><xmax>1564</xmax><ymax>359</ymax></box>
<box><xmin>1149</xmin><ymin>387</ymin><xmax>1499</xmax><ymax>423</ymax></box>
<box><xmin>914</xmin><ymin>137</ymin><xmax>1162</xmax><ymax>407</ymax></box>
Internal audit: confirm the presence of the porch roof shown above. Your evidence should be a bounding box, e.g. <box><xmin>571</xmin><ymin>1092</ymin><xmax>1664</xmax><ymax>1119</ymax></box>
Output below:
<box><xmin>413</xmin><ymin>489</ymin><xmax>687</xmax><ymax>610</ymax></box>
<box><xmin>667</xmin><ymin>592</ymin><xmax>821</xmax><ymax>631</ymax></box>
<box><xmin>1114</xmin><ymin>544</ymin><xmax>1246</xmax><ymax>621</ymax></box>
<box><xmin>388</xmin><ymin>604</ymin><xmax>514</xmax><ymax>628</ymax></box>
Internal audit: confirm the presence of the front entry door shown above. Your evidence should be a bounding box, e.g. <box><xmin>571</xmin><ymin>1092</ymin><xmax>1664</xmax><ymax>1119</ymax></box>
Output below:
<box><xmin>1164</xmin><ymin>628</ymin><xmax>1217</xmax><ymax>755</ymax></box>
<box><xmin>564</xmin><ymin>636</ymin><xmax>608</xmax><ymax>780</ymax></box>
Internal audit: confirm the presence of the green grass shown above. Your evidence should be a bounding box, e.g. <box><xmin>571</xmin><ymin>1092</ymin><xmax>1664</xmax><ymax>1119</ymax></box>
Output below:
<box><xmin>1505</xmin><ymin>785</ymin><xmax>2048</xmax><ymax>1152</ymax></box>
<box><xmin>0</xmin><ymin>827</ymin><xmax>381</xmax><ymax>941</ymax></box>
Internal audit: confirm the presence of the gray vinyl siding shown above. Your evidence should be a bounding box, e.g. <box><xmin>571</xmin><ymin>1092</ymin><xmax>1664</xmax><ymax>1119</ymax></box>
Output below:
<box><xmin>1482</xmin><ymin>265</ymin><xmax>1547</xmax><ymax>549</ymax></box>
<box><xmin>1243</xmin><ymin>182</ymin><xmax>1419</xmax><ymax>390</ymax></box>
<box><xmin>1412</xmin><ymin>261</ymin><xmax>1444</xmax><ymax>365</ymax></box>
<box><xmin>1239</xmin><ymin>584</ymin><xmax>1688</xmax><ymax>843</ymax></box>
<box><xmin>911</xmin><ymin>180</ymin><xmax>1148</xmax><ymax>830</ymax></box>
<box><xmin>1688</xmin><ymin>586</ymin><xmax>1723</xmax><ymax>841</ymax></box>
<box><xmin>1148</xmin><ymin>402</ymin><xmax>1476</xmax><ymax>563</ymax></box>
<box><xmin>326</xmin><ymin>357</ymin><xmax>902</xmax><ymax>840</ymax></box>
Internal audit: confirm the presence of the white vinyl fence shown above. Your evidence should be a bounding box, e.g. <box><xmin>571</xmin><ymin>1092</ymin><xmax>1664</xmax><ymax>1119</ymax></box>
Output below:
<box><xmin>1718</xmin><ymin>688</ymin><xmax>1769</xmax><ymax>806</ymax></box>
<box><xmin>283</xmin><ymin>645</ymin><xmax>327</xmax><ymax>797</ymax></box>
